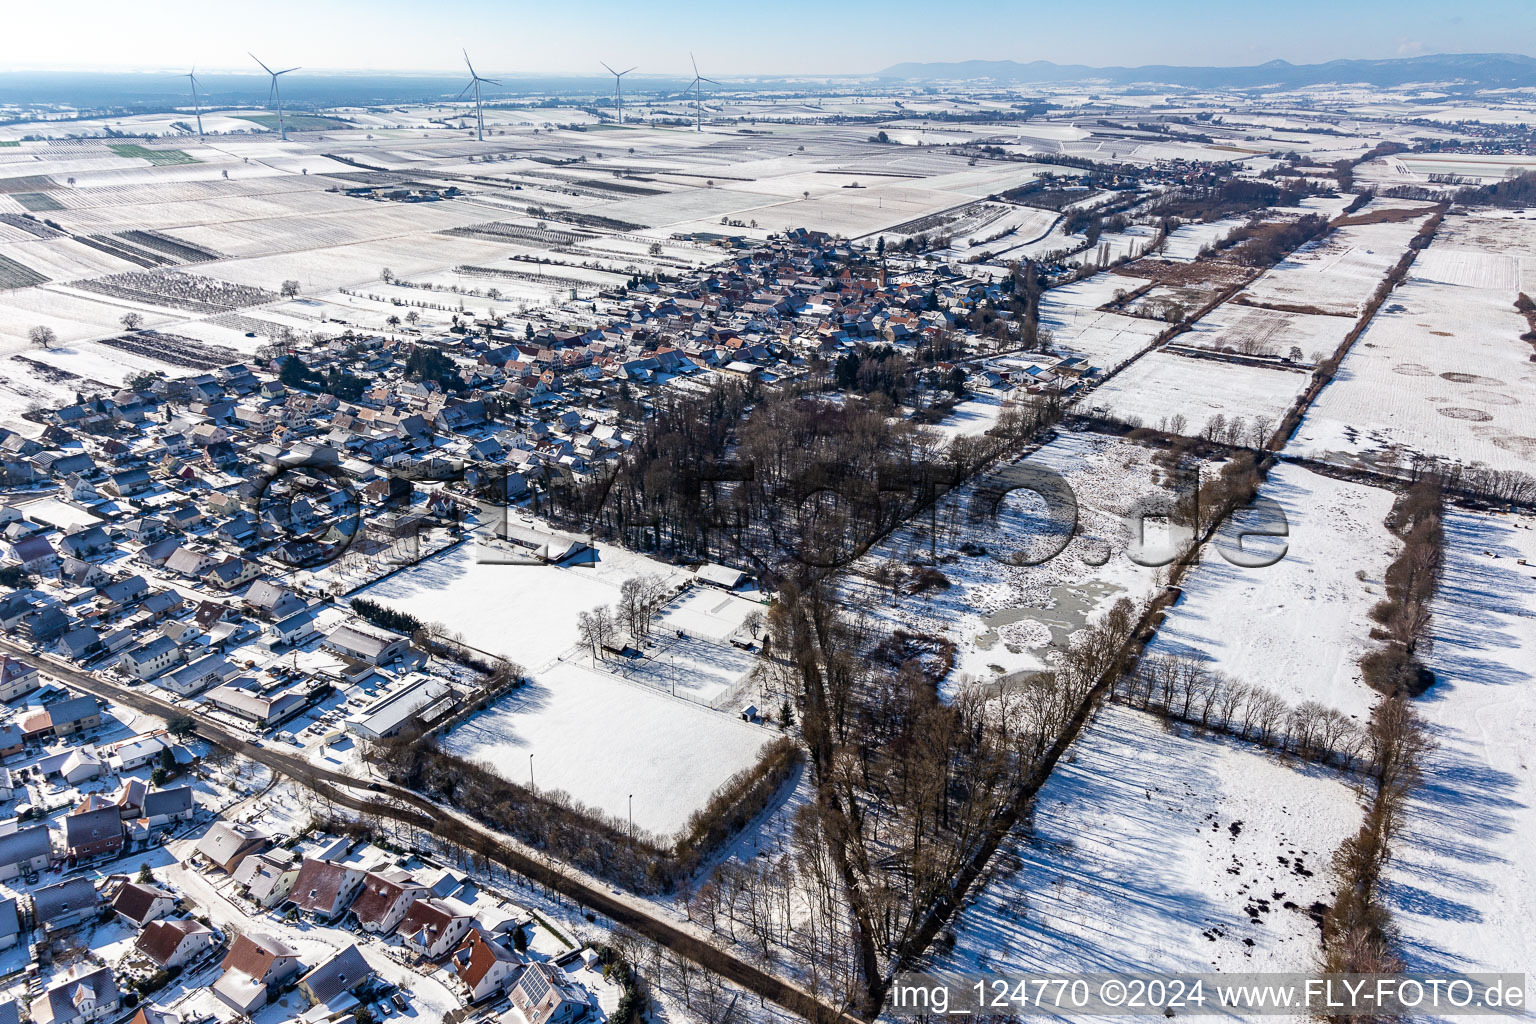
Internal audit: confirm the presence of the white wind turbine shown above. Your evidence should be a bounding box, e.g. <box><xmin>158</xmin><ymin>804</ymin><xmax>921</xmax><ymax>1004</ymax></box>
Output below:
<box><xmin>601</xmin><ymin>62</ymin><xmax>636</xmax><ymax>125</ymax></box>
<box><xmin>689</xmin><ymin>53</ymin><xmax>717</xmax><ymax>133</ymax></box>
<box><xmin>184</xmin><ymin>68</ymin><xmax>204</xmax><ymax>140</ymax></box>
<box><xmin>250</xmin><ymin>53</ymin><xmax>299</xmax><ymax>140</ymax></box>
<box><xmin>459</xmin><ymin>49</ymin><xmax>500</xmax><ymax>141</ymax></box>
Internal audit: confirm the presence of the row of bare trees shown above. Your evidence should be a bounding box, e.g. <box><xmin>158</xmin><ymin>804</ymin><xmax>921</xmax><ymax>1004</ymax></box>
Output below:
<box><xmin>1115</xmin><ymin>653</ymin><xmax>1371</xmax><ymax>771</ymax></box>
<box><xmin>1362</xmin><ymin>477</ymin><xmax>1444</xmax><ymax>696</ymax></box>
<box><xmin>1323</xmin><ymin>697</ymin><xmax>1434</xmax><ymax>974</ymax></box>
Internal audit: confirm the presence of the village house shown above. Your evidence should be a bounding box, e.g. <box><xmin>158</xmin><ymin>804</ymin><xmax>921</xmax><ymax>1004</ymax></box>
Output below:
<box><xmin>450</xmin><ymin>928</ymin><xmax>523</xmax><ymax>1003</ymax></box>
<box><xmin>215</xmin><ymin>933</ymin><xmax>303</xmax><ymax>1016</ymax></box>
<box><xmin>234</xmin><ymin>848</ymin><xmax>301</xmax><ymax>908</ymax></box>
<box><xmin>349</xmin><ymin>867</ymin><xmax>432</xmax><ymax>935</ymax></box>
<box><xmin>136</xmin><ymin>918</ymin><xmax>217</xmax><ymax>970</ymax></box>
<box><xmin>297</xmin><ymin>945</ymin><xmax>375</xmax><ymax>1011</ymax></box>
<box><xmin>194</xmin><ymin>820</ymin><xmax>269</xmax><ymax>874</ymax></box>
<box><xmin>29</xmin><ymin>965</ymin><xmax>120</xmax><ymax>1024</ymax></box>
<box><xmin>508</xmin><ymin>961</ymin><xmax>591</xmax><ymax>1024</ymax></box>
<box><xmin>0</xmin><ymin>655</ymin><xmax>39</xmax><ymax>702</ymax></box>
<box><xmin>0</xmin><ymin>826</ymin><xmax>51</xmax><ymax>881</ymax></box>
<box><xmin>288</xmin><ymin>858</ymin><xmax>366</xmax><ymax>923</ymax></box>
<box><xmin>32</xmin><ymin>877</ymin><xmax>101</xmax><ymax>934</ymax></box>
<box><xmin>398</xmin><ymin>897</ymin><xmax>474</xmax><ymax>960</ymax></box>
<box><xmin>111</xmin><ymin>881</ymin><xmax>177</xmax><ymax>928</ymax></box>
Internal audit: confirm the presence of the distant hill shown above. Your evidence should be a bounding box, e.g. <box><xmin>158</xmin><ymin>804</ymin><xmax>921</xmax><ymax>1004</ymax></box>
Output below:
<box><xmin>876</xmin><ymin>53</ymin><xmax>1536</xmax><ymax>89</ymax></box>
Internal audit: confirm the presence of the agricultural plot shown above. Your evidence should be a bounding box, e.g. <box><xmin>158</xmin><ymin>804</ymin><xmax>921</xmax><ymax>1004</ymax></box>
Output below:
<box><xmin>846</xmin><ymin>432</ymin><xmax>1193</xmax><ymax>692</ymax></box>
<box><xmin>1038</xmin><ymin>274</ymin><xmax>1166</xmax><ymax>371</ymax></box>
<box><xmin>1085</xmin><ymin>349</ymin><xmax>1309</xmax><ymax>438</ymax></box>
<box><xmin>105</xmin><ymin>144</ymin><xmax>198</xmax><ymax>166</ymax></box>
<box><xmin>1236</xmin><ymin>217</ymin><xmax>1429</xmax><ymax>317</ymax></box>
<box><xmin>937</xmin><ymin>704</ymin><xmax>1359</xmax><ymax>976</ymax></box>
<box><xmin>1292</xmin><ymin>214</ymin><xmax>1536</xmax><ymax>473</ymax></box>
<box><xmin>0</xmin><ymin>253</ymin><xmax>47</xmax><ymax>290</ymax></box>
<box><xmin>441</xmin><ymin>659</ymin><xmax>773</xmax><ymax>839</ymax></box>
<box><xmin>13</xmin><ymin>192</ymin><xmax>64</xmax><ymax>212</ymax></box>
<box><xmin>1146</xmin><ymin>464</ymin><xmax>1398</xmax><ymax>719</ymax></box>
<box><xmin>1385</xmin><ymin>510</ymin><xmax>1536</xmax><ymax>976</ymax></box>
<box><xmin>1178</xmin><ymin>304</ymin><xmax>1349</xmax><ymax>364</ymax></box>
<box><xmin>1159</xmin><ymin>217</ymin><xmax>1249</xmax><ymax>262</ymax></box>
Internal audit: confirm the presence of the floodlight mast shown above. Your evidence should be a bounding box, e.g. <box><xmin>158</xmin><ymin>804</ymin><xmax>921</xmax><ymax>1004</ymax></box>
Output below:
<box><xmin>460</xmin><ymin>50</ymin><xmax>501</xmax><ymax>141</ymax></box>
<box><xmin>250</xmin><ymin>53</ymin><xmax>299</xmax><ymax>140</ymax></box>
<box><xmin>602</xmin><ymin>62</ymin><xmax>637</xmax><ymax>125</ymax></box>
<box><xmin>185</xmin><ymin>69</ymin><xmax>204</xmax><ymax>141</ymax></box>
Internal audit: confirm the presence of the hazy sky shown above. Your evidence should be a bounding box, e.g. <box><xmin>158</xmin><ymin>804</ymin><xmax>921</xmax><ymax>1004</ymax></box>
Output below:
<box><xmin>6</xmin><ymin>0</ymin><xmax>1532</xmax><ymax>76</ymax></box>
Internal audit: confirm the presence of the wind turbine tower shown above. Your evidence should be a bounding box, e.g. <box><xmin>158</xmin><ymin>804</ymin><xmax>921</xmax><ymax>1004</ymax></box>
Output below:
<box><xmin>184</xmin><ymin>68</ymin><xmax>204</xmax><ymax>141</ymax></box>
<box><xmin>601</xmin><ymin>62</ymin><xmax>636</xmax><ymax>125</ymax></box>
<box><xmin>689</xmin><ymin>54</ymin><xmax>718</xmax><ymax>133</ymax></box>
<box><xmin>250</xmin><ymin>53</ymin><xmax>299</xmax><ymax>141</ymax></box>
<box><xmin>460</xmin><ymin>50</ymin><xmax>500</xmax><ymax>141</ymax></box>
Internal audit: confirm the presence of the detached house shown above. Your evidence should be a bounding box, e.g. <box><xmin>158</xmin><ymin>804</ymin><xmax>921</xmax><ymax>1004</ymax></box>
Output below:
<box><xmin>30</xmin><ymin>965</ymin><xmax>120</xmax><ymax>1024</ymax></box>
<box><xmin>398</xmin><ymin>898</ymin><xmax>474</xmax><ymax>960</ymax></box>
<box><xmin>215</xmin><ymin>933</ymin><xmax>303</xmax><ymax>1016</ymax></box>
<box><xmin>0</xmin><ymin>656</ymin><xmax>39</xmax><ymax>702</ymax></box>
<box><xmin>136</xmin><ymin>919</ymin><xmax>216</xmax><ymax>969</ymax></box>
<box><xmin>450</xmin><ymin>929</ymin><xmax>522</xmax><ymax>1003</ymax></box>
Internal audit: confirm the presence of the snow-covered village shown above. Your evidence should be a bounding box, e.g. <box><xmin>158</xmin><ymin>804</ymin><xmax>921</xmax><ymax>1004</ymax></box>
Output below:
<box><xmin>0</xmin><ymin>6</ymin><xmax>1534</xmax><ymax>1023</ymax></box>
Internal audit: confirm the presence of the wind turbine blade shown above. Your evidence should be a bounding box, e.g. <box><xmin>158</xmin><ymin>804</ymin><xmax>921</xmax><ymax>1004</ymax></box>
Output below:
<box><xmin>456</xmin><ymin>82</ymin><xmax>475</xmax><ymax>101</ymax></box>
<box><xmin>621</xmin><ymin>66</ymin><xmax>637</xmax><ymax>76</ymax></box>
<box><xmin>691</xmin><ymin>53</ymin><xmax>699</xmax><ymax>78</ymax></box>
<box><xmin>279</xmin><ymin>67</ymin><xmax>300</xmax><ymax>75</ymax></box>
<box><xmin>479</xmin><ymin>77</ymin><xmax>501</xmax><ymax>86</ymax></box>
<box><xmin>701</xmin><ymin>77</ymin><xmax>720</xmax><ymax>85</ymax></box>
<box><xmin>250</xmin><ymin>52</ymin><xmax>274</xmax><ymax>75</ymax></box>
<box><xmin>463</xmin><ymin>49</ymin><xmax>477</xmax><ymax>77</ymax></box>
<box><xmin>601</xmin><ymin>61</ymin><xmax>617</xmax><ymax>76</ymax></box>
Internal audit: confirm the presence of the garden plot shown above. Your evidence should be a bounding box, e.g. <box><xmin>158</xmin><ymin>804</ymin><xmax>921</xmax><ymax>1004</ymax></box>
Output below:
<box><xmin>1179</xmin><ymin>304</ymin><xmax>1349</xmax><ymax>364</ymax></box>
<box><xmin>1146</xmin><ymin>464</ymin><xmax>1397</xmax><ymax>720</ymax></box>
<box><xmin>1236</xmin><ymin>218</ymin><xmax>1428</xmax><ymax>316</ymax></box>
<box><xmin>847</xmin><ymin>432</ymin><xmax>1192</xmax><ymax>693</ymax></box>
<box><xmin>1384</xmin><ymin>510</ymin><xmax>1536</xmax><ymax>977</ymax></box>
<box><xmin>1086</xmin><ymin>350</ymin><xmax>1310</xmax><ymax>438</ymax></box>
<box><xmin>442</xmin><ymin>659</ymin><xmax>772</xmax><ymax>838</ymax></box>
<box><xmin>1292</xmin><ymin>221</ymin><xmax>1536</xmax><ymax>474</ymax></box>
<box><xmin>937</xmin><ymin>704</ymin><xmax>1359</xmax><ymax>977</ymax></box>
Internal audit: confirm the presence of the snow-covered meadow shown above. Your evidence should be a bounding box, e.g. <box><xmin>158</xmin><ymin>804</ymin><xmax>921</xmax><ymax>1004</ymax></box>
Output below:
<box><xmin>441</xmin><ymin>659</ymin><xmax>774</xmax><ymax>838</ymax></box>
<box><xmin>1085</xmin><ymin>350</ymin><xmax>1310</xmax><ymax>438</ymax></box>
<box><xmin>1146</xmin><ymin>464</ymin><xmax>1398</xmax><ymax>719</ymax></box>
<box><xmin>935</xmin><ymin>704</ymin><xmax>1359</xmax><ymax>977</ymax></box>
<box><xmin>1385</xmin><ymin>509</ymin><xmax>1536</xmax><ymax>978</ymax></box>
<box><xmin>1293</xmin><ymin>213</ymin><xmax>1536</xmax><ymax>474</ymax></box>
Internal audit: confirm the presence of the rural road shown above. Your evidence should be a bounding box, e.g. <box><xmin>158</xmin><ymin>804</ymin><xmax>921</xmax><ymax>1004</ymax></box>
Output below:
<box><xmin>1</xmin><ymin>637</ymin><xmax>861</xmax><ymax>1024</ymax></box>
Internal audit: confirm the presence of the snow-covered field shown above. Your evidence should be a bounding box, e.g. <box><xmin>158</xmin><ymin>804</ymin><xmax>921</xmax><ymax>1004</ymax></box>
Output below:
<box><xmin>1085</xmin><ymin>350</ymin><xmax>1311</xmax><ymax>437</ymax></box>
<box><xmin>1178</xmin><ymin>303</ymin><xmax>1350</xmax><ymax>364</ymax></box>
<box><xmin>936</xmin><ymin>704</ymin><xmax>1359</xmax><ymax>977</ymax></box>
<box><xmin>355</xmin><ymin>532</ymin><xmax>688</xmax><ymax>672</ymax></box>
<box><xmin>1237</xmin><ymin>217</ymin><xmax>1431</xmax><ymax>317</ymax></box>
<box><xmin>1147</xmin><ymin>463</ymin><xmax>1398</xmax><ymax>719</ymax></box>
<box><xmin>1385</xmin><ymin>509</ymin><xmax>1536</xmax><ymax>978</ymax></box>
<box><xmin>1038</xmin><ymin>274</ymin><xmax>1165</xmax><ymax>371</ymax></box>
<box><xmin>1293</xmin><ymin>213</ymin><xmax>1536</xmax><ymax>474</ymax></box>
<box><xmin>442</xmin><ymin>659</ymin><xmax>773</xmax><ymax>838</ymax></box>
